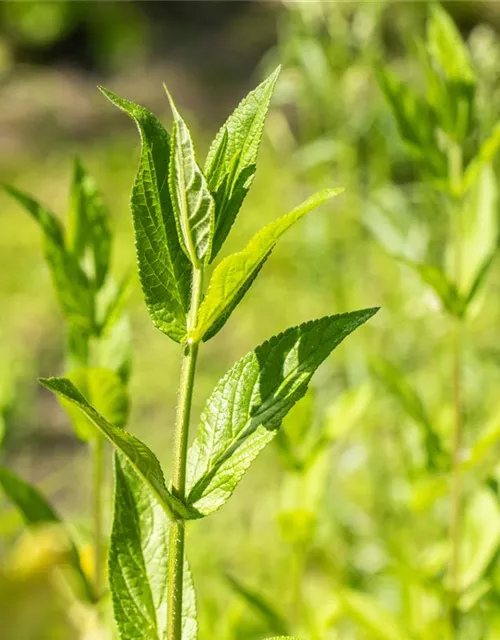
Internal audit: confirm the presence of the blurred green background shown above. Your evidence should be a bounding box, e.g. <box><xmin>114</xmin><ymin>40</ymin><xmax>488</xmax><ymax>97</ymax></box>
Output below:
<box><xmin>2</xmin><ymin>1</ymin><xmax>500</xmax><ymax>638</ymax></box>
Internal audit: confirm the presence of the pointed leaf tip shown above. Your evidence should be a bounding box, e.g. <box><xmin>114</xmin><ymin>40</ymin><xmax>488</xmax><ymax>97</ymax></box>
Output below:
<box><xmin>193</xmin><ymin>188</ymin><xmax>345</xmax><ymax>342</ymax></box>
<box><xmin>204</xmin><ymin>67</ymin><xmax>283</xmax><ymax>260</ymax></box>
<box><xmin>187</xmin><ymin>308</ymin><xmax>378</xmax><ymax>516</ymax></box>
<box><xmin>165</xmin><ymin>86</ymin><xmax>215</xmax><ymax>265</ymax></box>
<box><xmin>98</xmin><ymin>86</ymin><xmax>193</xmax><ymax>342</ymax></box>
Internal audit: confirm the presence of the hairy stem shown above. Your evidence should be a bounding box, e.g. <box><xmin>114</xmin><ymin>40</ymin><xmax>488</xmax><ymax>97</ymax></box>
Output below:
<box><xmin>168</xmin><ymin>266</ymin><xmax>204</xmax><ymax>640</ymax></box>
<box><xmin>92</xmin><ymin>435</ymin><xmax>104</xmax><ymax>599</ymax></box>
<box><xmin>448</xmin><ymin>142</ymin><xmax>464</xmax><ymax>627</ymax></box>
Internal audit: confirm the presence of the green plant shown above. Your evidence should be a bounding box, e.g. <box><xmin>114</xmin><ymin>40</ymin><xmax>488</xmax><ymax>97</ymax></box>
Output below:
<box><xmin>26</xmin><ymin>69</ymin><xmax>378</xmax><ymax>639</ymax></box>
<box><xmin>0</xmin><ymin>161</ymin><xmax>130</xmax><ymax>619</ymax></box>
<box><xmin>368</xmin><ymin>4</ymin><xmax>500</xmax><ymax>635</ymax></box>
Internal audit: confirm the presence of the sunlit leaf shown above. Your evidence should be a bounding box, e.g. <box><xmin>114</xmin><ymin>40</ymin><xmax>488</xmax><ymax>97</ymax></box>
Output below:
<box><xmin>427</xmin><ymin>4</ymin><xmax>475</xmax><ymax>86</ymax></box>
<box><xmin>58</xmin><ymin>367</ymin><xmax>129</xmax><ymax>441</ymax></box>
<box><xmin>95</xmin><ymin>315</ymin><xmax>133</xmax><ymax>384</ymax></box>
<box><xmin>97</xmin><ymin>271</ymin><xmax>133</xmax><ymax>335</ymax></box>
<box><xmin>448</xmin><ymin>165</ymin><xmax>498</xmax><ymax>308</ymax></box>
<box><xmin>274</xmin><ymin>388</ymin><xmax>315</xmax><ymax>470</ymax></box>
<box><xmin>458</xmin><ymin>580</ymin><xmax>491</xmax><ymax>614</ymax></box>
<box><xmin>340</xmin><ymin>589</ymin><xmax>412</xmax><ymax>640</ymax></box>
<box><xmin>186</xmin><ymin>309</ymin><xmax>378</xmax><ymax>516</ymax></box>
<box><xmin>39</xmin><ymin>377</ymin><xmax>194</xmax><ymax>521</ymax></box>
<box><xmin>323</xmin><ymin>383</ymin><xmax>373</xmax><ymax>441</ymax></box>
<box><xmin>462</xmin><ymin>406</ymin><xmax>500</xmax><ymax>472</ymax></box>
<box><xmin>192</xmin><ymin>189</ymin><xmax>341</xmax><ymax>342</ymax></box>
<box><xmin>425</xmin><ymin>4</ymin><xmax>476</xmax><ymax>141</ymax></box>
<box><xmin>166</xmin><ymin>88</ymin><xmax>214</xmax><ymax>266</ymax></box>
<box><xmin>204</xmin><ymin>67</ymin><xmax>281</xmax><ymax>260</ymax></box>
<box><xmin>401</xmin><ymin>259</ymin><xmax>464</xmax><ymax>317</ymax></box>
<box><xmin>459</xmin><ymin>489</ymin><xmax>500</xmax><ymax>591</ymax></box>
<box><xmin>463</xmin><ymin>122</ymin><xmax>500</xmax><ymax>192</ymax></box>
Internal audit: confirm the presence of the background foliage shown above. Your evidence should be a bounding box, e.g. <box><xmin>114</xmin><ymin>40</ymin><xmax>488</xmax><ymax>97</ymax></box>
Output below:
<box><xmin>2</xmin><ymin>1</ymin><xmax>500</xmax><ymax>638</ymax></box>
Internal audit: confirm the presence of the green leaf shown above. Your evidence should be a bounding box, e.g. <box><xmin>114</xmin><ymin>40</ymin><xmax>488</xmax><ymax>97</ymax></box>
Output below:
<box><xmin>67</xmin><ymin>158</ymin><xmax>87</xmax><ymax>259</ymax></box>
<box><xmin>59</xmin><ymin>367</ymin><xmax>129</xmax><ymax>441</ymax></box>
<box><xmin>0</xmin><ymin>466</ymin><xmax>94</xmax><ymax>601</ymax></box>
<box><xmin>339</xmin><ymin>589</ymin><xmax>412</xmax><ymax>640</ymax></box>
<box><xmin>427</xmin><ymin>4</ymin><xmax>475</xmax><ymax>86</ymax></box>
<box><xmin>275</xmin><ymin>388</ymin><xmax>315</xmax><ymax>470</ymax></box>
<box><xmin>458</xmin><ymin>580</ymin><xmax>491</xmax><ymax>614</ymax></box>
<box><xmin>425</xmin><ymin>5</ymin><xmax>476</xmax><ymax>141</ymax></box>
<box><xmin>99</xmin><ymin>88</ymin><xmax>192</xmax><ymax>343</ymax></box>
<box><xmin>97</xmin><ymin>271</ymin><xmax>133</xmax><ymax>335</ymax></box>
<box><xmin>110</xmin><ymin>455</ymin><xmax>197</xmax><ymax>640</ymax></box>
<box><xmin>225</xmin><ymin>573</ymin><xmax>289</xmax><ymax>637</ymax></box>
<box><xmin>322</xmin><ymin>383</ymin><xmax>373</xmax><ymax>441</ymax></box>
<box><xmin>204</xmin><ymin>67</ymin><xmax>281</xmax><ymax>260</ymax></box>
<box><xmin>5</xmin><ymin>185</ymin><xmax>94</xmax><ymax>333</ymax></box>
<box><xmin>459</xmin><ymin>488</ymin><xmax>500</xmax><ymax>591</ymax></box>
<box><xmin>363</xmin><ymin>186</ymin><xmax>428</xmax><ymax>263</ymax></box>
<box><xmin>462</xmin><ymin>407</ymin><xmax>500</xmax><ymax>472</ymax></box>
<box><xmin>400</xmin><ymin>258</ymin><xmax>464</xmax><ymax>317</ymax></box>
<box><xmin>165</xmin><ymin>88</ymin><xmax>215</xmax><ymax>267</ymax></box>
<box><xmin>376</xmin><ymin>67</ymin><xmax>445</xmax><ymax>177</ymax></box>
<box><xmin>96</xmin><ymin>314</ymin><xmax>133</xmax><ymax>384</ymax></box>
<box><xmin>410</xmin><ymin>475</ymin><xmax>448</xmax><ymax>512</ymax></box>
<box><xmin>186</xmin><ymin>308</ymin><xmax>378</xmax><ymax>516</ymax></box>
<box><xmin>192</xmin><ymin>189</ymin><xmax>341</xmax><ymax>342</ymax></box>
<box><xmin>68</xmin><ymin>157</ymin><xmax>111</xmax><ymax>289</ymax></box>
<box><xmin>0</xmin><ymin>414</ymin><xmax>5</xmax><ymax>448</ymax></box>
<box><xmin>39</xmin><ymin>377</ymin><xmax>194</xmax><ymax>521</ymax></box>
<box><xmin>371</xmin><ymin>357</ymin><xmax>443</xmax><ymax>470</ymax></box>
<box><xmin>449</xmin><ymin>165</ymin><xmax>498</xmax><ymax>308</ymax></box>
<box><xmin>463</xmin><ymin>122</ymin><xmax>500</xmax><ymax>192</ymax></box>
<box><xmin>5</xmin><ymin>185</ymin><xmax>64</xmax><ymax>245</ymax></box>
<box><xmin>0</xmin><ymin>466</ymin><xmax>59</xmax><ymax>524</ymax></box>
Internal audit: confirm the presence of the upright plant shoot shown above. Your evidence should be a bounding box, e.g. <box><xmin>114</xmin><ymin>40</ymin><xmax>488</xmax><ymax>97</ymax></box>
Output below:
<box><xmin>41</xmin><ymin>68</ymin><xmax>378</xmax><ymax>639</ymax></box>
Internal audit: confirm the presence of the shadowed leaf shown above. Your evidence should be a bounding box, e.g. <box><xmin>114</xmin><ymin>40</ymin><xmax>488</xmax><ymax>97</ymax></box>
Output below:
<box><xmin>99</xmin><ymin>88</ymin><xmax>192</xmax><ymax>343</ymax></box>
<box><xmin>110</xmin><ymin>455</ymin><xmax>197</xmax><ymax>640</ymax></box>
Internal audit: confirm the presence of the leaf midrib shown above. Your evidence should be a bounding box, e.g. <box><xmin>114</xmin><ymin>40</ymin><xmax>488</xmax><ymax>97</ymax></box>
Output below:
<box><xmin>173</xmin><ymin>123</ymin><xmax>199</xmax><ymax>266</ymax></box>
<box><xmin>187</xmin><ymin>339</ymin><xmax>325</xmax><ymax>503</ymax></box>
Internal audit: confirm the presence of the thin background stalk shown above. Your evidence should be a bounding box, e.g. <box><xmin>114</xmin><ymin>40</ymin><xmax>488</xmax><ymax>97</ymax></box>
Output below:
<box><xmin>77</xmin><ymin>333</ymin><xmax>106</xmax><ymax>602</ymax></box>
<box><xmin>448</xmin><ymin>141</ymin><xmax>464</xmax><ymax>628</ymax></box>
<box><xmin>92</xmin><ymin>434</ymin><xmax>105</xmax><ymax>599</ymax></box>
<box><xmin>168</xmin><ymin>266</ymin><xmax>204</xmax><ymax>640</ymax></box>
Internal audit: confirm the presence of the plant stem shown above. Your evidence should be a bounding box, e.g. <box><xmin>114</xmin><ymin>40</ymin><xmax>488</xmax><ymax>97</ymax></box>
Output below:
<box><xmin>168</xmin><ymin>266</ymin><xmax>204</xmax><ymax>640</ymax></box>
<box><xmin>448</xmin><ymin>141</ymin><xmax>463</xmax><ymax>628</ymax></box>
<box><xmin>450</xmin><ymin>318</ymin><xmax>463</xmax><ymax>603</ymax></box>
<box><xmin>92</xmin><ymin>435</ymin><xmax>104</xmax><ymax>599</ymax></box>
